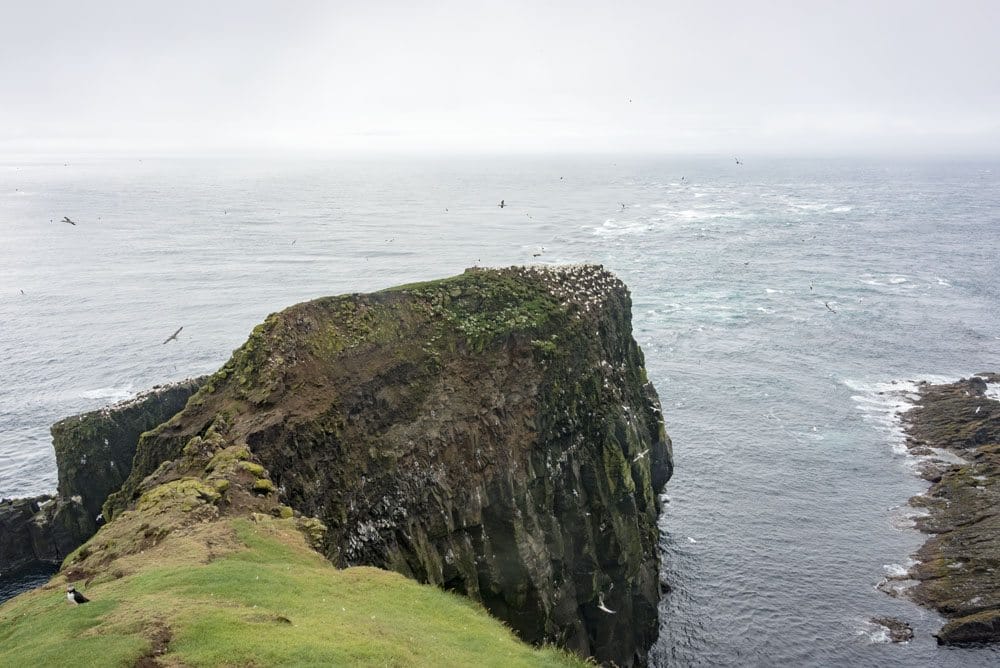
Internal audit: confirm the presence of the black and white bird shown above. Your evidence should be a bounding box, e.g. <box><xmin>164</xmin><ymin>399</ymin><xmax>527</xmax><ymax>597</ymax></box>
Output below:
<box><xmin>163</xmin><ymin>326</ymin><xmax>183</xmax><ymax>344</ymax></box>
<box><xmin>597</xmin><ymin>593</ymin><xmax>616</xmax><ymax>614</ymax></box>
<box><xmin>66</xmin><ymin>585</ymin><xmax>90</xmax><ymax>605</ymax></box>
<box><xmin>62</xmin><ymin>216</ymin><xmax>77</xmax><ymax>225</ymax></box>
<box><xmin>498</xmin><ymin>199</ymin><xmax>506</xmax><ymax>208</ymax></box>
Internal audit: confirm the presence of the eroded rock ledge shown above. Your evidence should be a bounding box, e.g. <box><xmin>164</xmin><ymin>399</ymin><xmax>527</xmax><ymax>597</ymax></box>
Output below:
<box><xmin>103</xmin><ymin>265</ymin><xmax>673</xmax><ymax>666</ymax></box>
<box><xmin>902</xmin><ymin>373</ymin><xmax>1000</xmax><ymax>644</ymax></box>
<box><xmin>0</xmin><ymin>378</ymin><xmax>205</xmax><ymax>576</ymax></box>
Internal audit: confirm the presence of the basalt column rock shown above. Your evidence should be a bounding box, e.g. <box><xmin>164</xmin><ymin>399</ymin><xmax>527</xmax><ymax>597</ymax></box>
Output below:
<box><xmin>106</xmin><ymin>266</ymin><xmax>673</xmax><ymax>666</ymax></box>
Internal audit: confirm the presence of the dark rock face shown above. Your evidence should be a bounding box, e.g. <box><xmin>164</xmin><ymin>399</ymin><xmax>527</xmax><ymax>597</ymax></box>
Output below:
<box><xmin>0</xmin><ymin>497</ymin><xmax>48</xmax><ymax>573</ymax></box>
<box><xmin>51</xmin><ymin>378</ymin><xmax>206</xmax><ymax>521</ymax></box>
<box><xmin>107</xmin><ymin>266</ymin><xmax>673</xmax><ymax>666</ymax></box>
<box><xmin>0</xmin><ymin>379</ymin><xmax>205</xmax><ymax>575</ymax></box>
<box><xmin>900</xmin><ymin>373</ymin><xmax>1000</xmax><ymax>645</ymax></box>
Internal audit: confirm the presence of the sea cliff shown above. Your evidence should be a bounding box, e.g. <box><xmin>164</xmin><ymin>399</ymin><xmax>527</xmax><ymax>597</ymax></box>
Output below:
<box><xmin>1</xmin><ymin>266</ymin><xmax>672</xmax><ymax>666</ymax></box>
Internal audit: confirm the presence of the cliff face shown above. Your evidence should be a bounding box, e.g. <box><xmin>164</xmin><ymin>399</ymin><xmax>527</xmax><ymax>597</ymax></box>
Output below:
<box><xmin>51</xmin><ymin>378</ymin><xmax>206</xmax><ymax>522</ymax></box>
<box><xmin>0</xmin><ymin>379</ymin><xmax>204</xmax><ymax>576</ymax></box>
<box><xmin>106</xmin><ymin>265</ymin><xmax>673</xmax><ymax>665</ymax></box>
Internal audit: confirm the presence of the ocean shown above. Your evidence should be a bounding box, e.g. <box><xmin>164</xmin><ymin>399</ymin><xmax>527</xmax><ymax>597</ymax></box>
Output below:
<box><xmin>2</xmin><ymin>154</ymin><xmax>999</xmax><ymax>665</ymax></box>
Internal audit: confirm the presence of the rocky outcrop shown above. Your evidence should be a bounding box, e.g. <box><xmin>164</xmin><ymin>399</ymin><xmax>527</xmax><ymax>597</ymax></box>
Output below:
<box><xmin>901</xmin><ymin>373</ymin><xmax>1000</xmax><ymax>645</ymax></box>
<box><xmin>0</xmin><ymin>378</ymin><xmax>205</xmax><ymax>576</ymax></box>
<box><xmin>105</xmin><ymin>265</ymin><xmax>673</xmax><ymax>666</ymax></box>
<box><xmin>51</xmin><ymin>377</ymin><xmax>206</xmax><ymax>521</ymax></box>
<box><xmin>870</xmin><ymin>617</ymin><xmax>914</xmax><ymax>643</ymax></box>
<box><xmin>0</xmin><ymin>497</ymin><xmax>51</xmax><ymax>574</ymax></box>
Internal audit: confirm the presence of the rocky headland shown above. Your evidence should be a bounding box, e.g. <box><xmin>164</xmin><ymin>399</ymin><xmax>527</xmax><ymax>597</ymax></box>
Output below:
<box><xmin>899</xmin><ymin>373</ymin><xmax>1000</xmax><ymax>644</ymax></box>
<box><xmin>0</xmin><ymin>265</ymin><xmax>672</xmax><ymax>667</ymax></box>
<box><xmin>0</xmin><ymin>378</ymin><xmax>204</xmax><ymax>575</ymax></box>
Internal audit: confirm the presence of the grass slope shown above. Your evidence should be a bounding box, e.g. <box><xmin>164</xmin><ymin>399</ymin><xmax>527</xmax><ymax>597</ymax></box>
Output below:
<box><xmin>0</xmin><ymin>517</ymin><xmax>582</xmax><ymax>667</ymax></box>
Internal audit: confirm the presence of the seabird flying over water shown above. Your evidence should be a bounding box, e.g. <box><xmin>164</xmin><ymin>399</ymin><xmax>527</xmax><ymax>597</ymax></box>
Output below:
<box><xmin>66</xmin><ymin>586</ymin><xmax>90</xmax><ymax>605</ymax></box>
<box><xmin>163</xmin><ymin>326</ymin><xmax>183</xmax><ymax>344</ymax></box>
<box><xmin>735</xmin><ymin>157</ymin><xmax>743</xmax><ymax>165</ymax></box>
<box><xmin>597</xmin><ymin>593</ymin><xmax>616</xmax><ymax>614</ymax></box>
<box><xmin>632</xmin><ymin>448</ymin><xmax>650</xmax><ymax>462</ymax></box>
<box><xmin>498</xmin><ymin>200</ymin><xmax>506</xmax><ymax>208</ymax></box>
<box><xmin>824</xmin><ymin>302</ymin><xmax>837</xmax><ymax>314</ymax></box>
<box><xmin>62</xmin><ymin>216</ymin><xmax>77</xmax><ymax>225</ymax></box>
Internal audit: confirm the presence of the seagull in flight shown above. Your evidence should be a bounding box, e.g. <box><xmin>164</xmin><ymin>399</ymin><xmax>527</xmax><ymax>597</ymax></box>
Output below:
<box><xmin>597</xmin><ymin>593</ymin><xmax>616</xmax><ymax>614</ymax></box>
<box><xmin>632</xmin><ymin>448</ymin><xmax>650</xmax><ymax>463</ymax></box>
<box><xmin>824</xmin><ymin>302</ymin><xmax>837</xmax><ymax>314</ymax></box>
<box><xmin>62</xmin><ymin>216</ymin><xmax>77</xmax><ymax>225</ymax></box>
<box><xmin>163</xmin><ymin>326</ymin><xmax>183</xmax><ymax>344</ymax></box>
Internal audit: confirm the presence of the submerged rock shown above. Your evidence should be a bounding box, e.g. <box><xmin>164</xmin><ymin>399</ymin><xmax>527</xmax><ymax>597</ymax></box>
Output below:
<box><xmin>870</xmin><ymin>616</ymin><xmax>914</xmax><ymax>643</ymax></box>
<box><xmin>105</xmin><ymin>265</ymin><xmax>673</xmax><ymax>665</ymax></box>
<box><xmin>899</xmin><ymin>373</ymin><xmax>1000</xmax><ymax>645</ymax></box>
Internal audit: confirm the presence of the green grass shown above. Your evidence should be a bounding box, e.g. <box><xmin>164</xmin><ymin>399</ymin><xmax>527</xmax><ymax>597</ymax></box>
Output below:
<box><xmin>0</xmin><ymin>518</ymin><xmax>583</xmax><ymax>667</ymax></box>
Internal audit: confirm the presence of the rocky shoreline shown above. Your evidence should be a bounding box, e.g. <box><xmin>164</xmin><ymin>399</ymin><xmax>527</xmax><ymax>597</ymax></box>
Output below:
<box><xmin>899</xmin><ymin>373</ymin><xmax>1000</xmax><ymax>644</ymax></box>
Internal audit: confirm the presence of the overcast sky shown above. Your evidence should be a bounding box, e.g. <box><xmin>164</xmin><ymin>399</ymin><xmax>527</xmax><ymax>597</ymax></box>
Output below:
<box><xmin>2</xmin><ymin>1</ymin><xmax>998</xmax><ymax>155</ymax></box>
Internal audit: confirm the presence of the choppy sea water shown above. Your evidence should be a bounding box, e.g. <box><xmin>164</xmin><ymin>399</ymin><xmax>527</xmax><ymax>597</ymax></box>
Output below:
<box><xmin>1</xmin><ymin>154</ymin><xmax>999</xmax><ymax>664</ymax></box>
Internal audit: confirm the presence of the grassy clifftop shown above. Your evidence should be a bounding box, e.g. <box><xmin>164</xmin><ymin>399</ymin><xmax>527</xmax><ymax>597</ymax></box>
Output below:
<box><xmin>0</xmin><ymin>502</ymin><xmax>579</xmax><ymax>667</ymax></box>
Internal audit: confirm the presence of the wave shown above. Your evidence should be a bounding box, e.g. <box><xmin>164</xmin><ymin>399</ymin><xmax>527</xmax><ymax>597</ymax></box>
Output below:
<box><xmin>79</xmin><ymin>385</ymin><xmax>135</xmax><ymax>402</ymax></box>
<box><xmin>857</xmin><ymin>273</ymin><xmax>913</xmax><ymax>288</ymax></box>
<box><xmin>844</xmin><ymin>376</ymin><xmax>955</xmax><ymax>458</ymax></box>
<box><xmin>986</xmin><ymin>383</ymin><xmax>1000</xmax><ymax>402</ymax></box>
<box><xmin>591</xmin><ymin>218</ymin><xmax>651</xmax><ymax>238</ymax></box>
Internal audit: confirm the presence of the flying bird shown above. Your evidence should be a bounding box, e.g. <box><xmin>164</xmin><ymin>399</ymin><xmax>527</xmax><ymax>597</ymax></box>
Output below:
<box><xmin>824</xmin><ymin>302</ymin><xmax>837</xmax><ymax>314</ymax></box>
<box><xmin>66</xmin><ymin>586</ymin><xmax>90</xmax><ymax>605</ymax></box>
<box><xmin>62</xmin><ymin>216</ymin><xmax>77</xmax><ymax>225</ymax></box>
<box><xmin>632</xmin><ymin>449</ymin><xmax>650</xmax><ymax>463</ymax></box>
<box><xmin>498</xmin><ymin>200</ymin><xmax>506</xmax><ymax>208</ymax></box>
<box><xmin>597</xmin><ymin>593</ymin><xmax>616</xmax><ymax>614</ymax></box>
<box><xmin>734</xmin><ymin>157</ymin><xmax>743</xmax><ymax>165</ymax></box>
<box><xmin>163</xmin><ymin>326</ymin><xmax>183</xmax><ymax>344</ymax></box>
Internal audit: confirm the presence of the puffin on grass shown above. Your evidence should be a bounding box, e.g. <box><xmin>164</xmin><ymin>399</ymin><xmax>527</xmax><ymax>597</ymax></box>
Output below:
<box><xmin>66</xmin><ymin>585</ymin><xmax>90</xmax><ymax>605</ymax></box>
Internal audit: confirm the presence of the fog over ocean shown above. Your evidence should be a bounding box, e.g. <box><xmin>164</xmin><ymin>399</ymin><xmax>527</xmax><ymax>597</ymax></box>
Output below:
<box><xmin>2</xmin><ymin>154</ymin><xmax>999</xmax><ymax>665</ymax></box>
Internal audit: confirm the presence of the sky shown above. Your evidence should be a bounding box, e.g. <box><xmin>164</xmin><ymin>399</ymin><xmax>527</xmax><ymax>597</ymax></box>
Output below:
<box><xmin>2</xmin><ymin>0</ymin><xmax>999</xmax><ymax>155</ymax></box>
